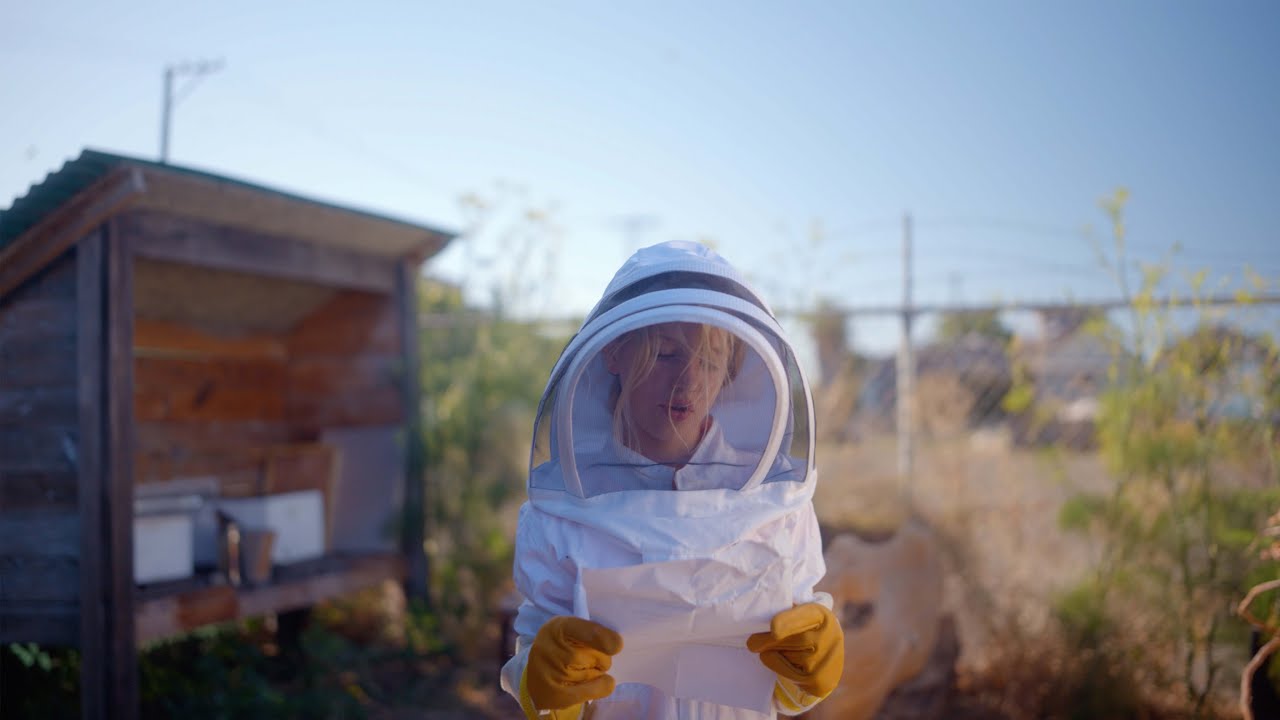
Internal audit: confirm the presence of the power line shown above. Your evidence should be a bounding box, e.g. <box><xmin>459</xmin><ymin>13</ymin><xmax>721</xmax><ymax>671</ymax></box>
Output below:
<box><xmin>914</xmin><ymin>215</ymin><xmax>1090</xmax><ymax>239</ymax></box>
<box><xmin>227</xmin><ymin>75</ymin><xmax>457</xmax><ymax>195</ymax></box>
<box><xmin>815</xmin><ymin>217</ymin><xmax>902</xmax><ymax>242</ymax></box>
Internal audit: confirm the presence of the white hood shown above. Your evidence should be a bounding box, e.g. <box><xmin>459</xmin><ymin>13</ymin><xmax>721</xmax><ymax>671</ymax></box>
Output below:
<box><xmin>526</xmin><ymin>241</ymin><xmax>816</xmax><ymax>556</ymax></box>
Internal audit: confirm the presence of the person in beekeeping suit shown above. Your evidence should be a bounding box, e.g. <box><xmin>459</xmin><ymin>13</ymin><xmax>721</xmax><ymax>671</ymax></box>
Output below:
<box><xmin>500</xmin><ymin>241</ymin><xmax>844</xmax><ymax>719</ymax></box>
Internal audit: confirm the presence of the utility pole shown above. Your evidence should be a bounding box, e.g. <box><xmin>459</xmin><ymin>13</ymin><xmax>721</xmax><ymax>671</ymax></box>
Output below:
<box><xmin>159</xmin><ymin>59</ymin><xmax>223</xmax><ymax>163</ymax></box>
<box><xmin>896</xmin><ymin>212</ymin><xmax>915</xmax><ymax>494</ymax></box>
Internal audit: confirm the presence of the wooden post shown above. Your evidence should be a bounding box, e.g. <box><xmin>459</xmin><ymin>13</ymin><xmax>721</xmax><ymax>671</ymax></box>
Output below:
<box><xmin>77</xmin><ymin>222</ymin><xmax>137</xmax><ymax>719</ymax></box>
<box><xmin>77</xmin><ymin>230</ymin><xmax>108</xmax><ymax>718</ymax></box>
<box><xmin>397</xmin><ymin>260</ymin><xmax>428</xmax><ymax>601</ymax></box>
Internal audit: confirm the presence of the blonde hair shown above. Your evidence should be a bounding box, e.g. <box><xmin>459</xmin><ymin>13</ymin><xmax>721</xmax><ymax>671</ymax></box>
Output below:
<box><xmin>607</xmin><ymin>322</ymin><xmax>746</xmax><ymax>455</ymax></box>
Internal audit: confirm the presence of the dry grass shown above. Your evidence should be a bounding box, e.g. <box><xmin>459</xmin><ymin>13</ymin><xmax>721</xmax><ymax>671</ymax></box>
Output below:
<box><xmin>815</xmin><ymin>433</ymin><xmax>1107</xmax><ymax>670</ymax></box>
<box><xmin>814</xmin><ymin>432</ymin><xmax>1264</xmax><ymax>719</ymax></box>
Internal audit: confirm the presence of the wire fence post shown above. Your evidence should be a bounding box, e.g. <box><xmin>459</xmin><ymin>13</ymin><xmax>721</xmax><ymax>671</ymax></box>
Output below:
<box><xmin>896</xmin><ymin>212</ymin><xmax>916</xmax><ymax>498</ymax></box>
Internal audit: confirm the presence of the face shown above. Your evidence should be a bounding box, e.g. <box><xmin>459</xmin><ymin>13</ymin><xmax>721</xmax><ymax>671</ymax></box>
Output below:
<box><xmin>605</xmin><ymin>322</ymin><xmax>734</xmax><ymax>465</ymax></box>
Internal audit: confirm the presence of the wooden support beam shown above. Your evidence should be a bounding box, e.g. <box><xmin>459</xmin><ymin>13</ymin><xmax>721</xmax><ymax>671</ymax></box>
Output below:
<box><xmin>0</xmin><ymin>168</ymin><xmax>145</xmax><ymax>301</ymax></box>
<box><xmin>106</xmin><ymin>219</ymin><xmax>138</xmax><ymax>703</ymax></box>
<box><xmin>76</xmin><ymin>229</ymin><xmax>109</xmax><ymax>718</ymax></box>
<box><xmin>124</xmin><ymin>211</ymin><xmax>399</xmax><ymax>293</ymax></box>
<box><xmin>397</xmin><ymin>261</ymin><xmax>428</xmax><ymax>601</ymax></box>
<box><xmin>132</xmin><ymin>166</ymin><xmax>450</xmax><ymax>262</ymax></box>
<box><xmin>77</xmin><ymin>223</ymin><xmax>138</xmax><ymax>720</ymax></box>
<box><xmin>134</xmin><ymin>553</ymin><xmax>404</xmax><ymax>645</ymax></box>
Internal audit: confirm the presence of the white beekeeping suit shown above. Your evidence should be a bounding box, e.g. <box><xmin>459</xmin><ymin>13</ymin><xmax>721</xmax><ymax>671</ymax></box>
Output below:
<box><xmin>500</xmin><ymin>241</ymin><xmax>833</xmax><ymax>720</ymax></box>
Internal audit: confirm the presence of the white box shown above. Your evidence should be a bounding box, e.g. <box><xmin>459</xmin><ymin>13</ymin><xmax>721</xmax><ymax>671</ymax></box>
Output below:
<box><xmin>136</xmin><ymin>477</ymin><xmax>221</xmax><ymax>567</ymax></box>
<box><xmin>133</xmin><ymin>514</ymin><xmax>195</xmax><ymax>584</ymax></box>
<box><xmin>218</xmin><ymin>490</ymin><xmax>326</xmax><ymax>565</ymax></box>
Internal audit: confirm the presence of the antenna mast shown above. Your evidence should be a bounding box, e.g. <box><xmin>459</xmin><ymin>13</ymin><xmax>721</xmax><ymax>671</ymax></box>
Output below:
<box><xmin>160</xmin><ymin>59</ymin><xmax>223</xmax><ymax>163</ymax></box>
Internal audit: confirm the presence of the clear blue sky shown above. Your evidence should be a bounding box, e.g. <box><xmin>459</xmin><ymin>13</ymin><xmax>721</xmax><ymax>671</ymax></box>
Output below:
<box><xmin>3</xmin><ymin>1</ymin><xmax>1278</xmax><ymax>353</ymax></box>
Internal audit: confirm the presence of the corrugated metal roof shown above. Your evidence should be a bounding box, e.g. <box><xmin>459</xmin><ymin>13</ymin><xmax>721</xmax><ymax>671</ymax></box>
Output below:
<box><xmin>0</xmin><ymin>150</ymin><xmax>117</xmax><ymax>253</ymax></box>
<box><xmin>0</xmin><ymin>148</ymin><xmax>455</xmax><ymax>255</ymax></box>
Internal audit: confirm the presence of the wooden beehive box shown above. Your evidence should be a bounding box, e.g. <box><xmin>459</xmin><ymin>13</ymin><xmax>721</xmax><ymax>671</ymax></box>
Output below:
<box><xmin>0</xmin><ymin>149</ymin><xmax>453</xmax><ymax>719</ymax></box>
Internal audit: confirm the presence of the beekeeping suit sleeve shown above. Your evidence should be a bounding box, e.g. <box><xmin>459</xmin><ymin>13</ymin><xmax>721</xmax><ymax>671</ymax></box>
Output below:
<box><xmin>769</xmin><ymin>502</ymin><xmax>837</xmax><ymax>717</ymax></box>
<box><xmin>502</xmin><ymin>504</ymin><xmax>588</xmax><ymax>719</ymax></box>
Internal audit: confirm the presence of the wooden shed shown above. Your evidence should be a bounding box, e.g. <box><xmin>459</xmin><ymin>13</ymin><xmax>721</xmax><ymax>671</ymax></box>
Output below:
<box><xmin>0</xmin><ymin>149</ymin><xmax>453</xmax><ymax>717</ymax></box>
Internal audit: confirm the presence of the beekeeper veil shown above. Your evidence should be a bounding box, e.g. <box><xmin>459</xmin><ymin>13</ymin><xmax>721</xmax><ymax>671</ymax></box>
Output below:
<box><xmin>529</xmin><ymin>242</ymin><xmax>814</xmax><ymax>503</ymax></box>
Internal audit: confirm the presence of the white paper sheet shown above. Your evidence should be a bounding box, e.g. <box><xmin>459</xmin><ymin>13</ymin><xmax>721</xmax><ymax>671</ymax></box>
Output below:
<box><xmin>577</xmin><ymin>553</ymin><xmax>791</xmax><ymax>715</ymax></box>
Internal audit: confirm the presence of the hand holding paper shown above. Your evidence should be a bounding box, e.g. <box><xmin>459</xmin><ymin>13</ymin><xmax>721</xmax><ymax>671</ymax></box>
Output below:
<box><xmin>524</xmin><ymin>616</ymin><xmax>624</xmax><ymax>714</ymax></box>
<box><xmin>578</xmin><ymin>554</ymin><xmax>791</xmax><ymax>715</ymax></box>
<box><xmin>747</xmin><ymin>603</ymin><xmax>845</xmax><ymax>699</ymax></box>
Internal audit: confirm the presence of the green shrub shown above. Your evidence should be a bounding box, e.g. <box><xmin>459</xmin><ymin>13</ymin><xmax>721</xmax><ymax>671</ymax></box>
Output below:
<box><xmin>1055</xmin><ymin>190</ymin><xmax>1280</xmax><ymax>718</ymax></box>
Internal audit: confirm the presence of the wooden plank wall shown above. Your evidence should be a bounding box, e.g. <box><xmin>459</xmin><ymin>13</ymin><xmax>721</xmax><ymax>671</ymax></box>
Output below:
<box><xmin>285</xmin><ymin>289</ymin><xmax>403</xmax><ymax>433</ymax></box>
<box><xmin>133</xmin><ymin>288</ymin><xmax>403</xmax><ymax>491</ymax></box>
<box><xmin>133</xmin><ymin>317</ymin><xmax>291</xmax><ymax>489</ymax></box>
<box><xmin>125</xmin><ymin>207</ymin><xmax>402</xmax><ymax>491</ymax></box>
<box><xmin>0</xmin><ymin>250</ymin><xmax>80</xmax><ymax>645</ymax></box>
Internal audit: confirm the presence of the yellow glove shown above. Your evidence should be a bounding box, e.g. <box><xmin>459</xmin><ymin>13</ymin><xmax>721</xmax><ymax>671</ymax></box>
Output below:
<box><xmin>747</xmin><ymin>603</ymin><xmax>845</xmax><ymax>700</ymax></box>
<box><xmin>521</xmin><ymin>616</ymin><xmax>624</xmax><ymax>718</ymax></box>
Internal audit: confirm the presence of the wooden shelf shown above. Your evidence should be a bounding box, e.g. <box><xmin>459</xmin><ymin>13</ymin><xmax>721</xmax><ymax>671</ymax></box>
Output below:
<box><xmin>135</xmin><ymin>552</ymin><xmax>404</xmax><ymax>645</ymax></box>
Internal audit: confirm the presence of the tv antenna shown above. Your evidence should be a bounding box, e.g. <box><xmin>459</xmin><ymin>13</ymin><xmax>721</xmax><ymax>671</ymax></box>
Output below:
<box><xmin>159</xmin><ymin>59</ymin><xmax>224</xmax><ymax>163</ymax></box>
